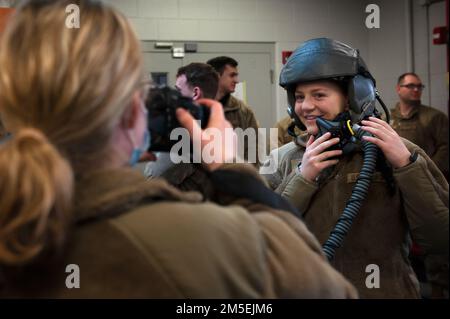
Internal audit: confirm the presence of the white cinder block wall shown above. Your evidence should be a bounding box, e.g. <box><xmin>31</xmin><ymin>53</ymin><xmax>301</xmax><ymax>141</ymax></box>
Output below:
<box><xmin>416</xmin><ymin>0</ymin><xmax>448</xmax><ymax>115</ymax></box>
<box><xmin>2</xmin><ymin>0</ymin><xmax>447</xmax><ymax>119</ymax></box>
<box><xmin>369</xmin><ymin>0</ymin><xmax>448</xmax><ymax>116</ymax></box>
<box><xmin>105</xmin><ymin>0</ymin><xmax>372</xmax><ymax>122</ymax></box>
<box><xmin>103</xmin><ymin>0</ymin><xmax>447</xmax><ymax>120</ymax></box>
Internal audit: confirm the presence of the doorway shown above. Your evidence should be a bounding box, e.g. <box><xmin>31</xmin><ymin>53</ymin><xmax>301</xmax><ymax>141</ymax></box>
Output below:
<box><xmin>141</xmin><ymin>41</ymin><xmax>276</xmax><ymax>129</ymax></box>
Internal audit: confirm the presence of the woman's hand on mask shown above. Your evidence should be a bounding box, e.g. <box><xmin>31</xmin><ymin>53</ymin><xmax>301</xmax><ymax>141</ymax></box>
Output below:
<box><xmin>176</xmin><ymin>98</ymin><xmax>236</xmax><ymax>171</ymax></box>
<box><xmin>300</xmin><ymin>132</ymin><xmax>342</xmax><ymax>182</ymax></box>
<box><xmin>361</xmin><ymin>117</ymin><xmax>411</xmax><ymax>168</ymax></box>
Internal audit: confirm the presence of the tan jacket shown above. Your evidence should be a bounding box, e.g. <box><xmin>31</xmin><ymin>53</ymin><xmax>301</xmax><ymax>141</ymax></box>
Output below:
<box><xmin>222</xmin><ymin>94</ymin><xmax>260</xmax><ymax>166</ymax></box>
<box><xmin>261</xmin><ymin>134</ymin><xmax>449</xmax><ymax>298</ymax></box>
<box><xmin>391</xmin><ymin>103</ymin><xmax>449</xmax><ymax>178</ymax></box>
<box><xmin>1</xmin><ymin>164</ymin><xmax>357</xmax><ymax>298</ymax></box>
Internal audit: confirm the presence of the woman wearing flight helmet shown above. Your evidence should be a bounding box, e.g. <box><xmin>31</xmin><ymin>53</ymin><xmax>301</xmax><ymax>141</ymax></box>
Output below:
<box><xmin>261</xmin><ymin>38</ymin><xmax>448</xmax><ymax>298</ymax></box>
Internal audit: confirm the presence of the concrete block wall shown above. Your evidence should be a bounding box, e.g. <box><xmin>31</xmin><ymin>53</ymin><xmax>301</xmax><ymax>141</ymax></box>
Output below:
<box><xmin>105</xmin><ymin>0</ymin><xmax>447</xmax><ymax>119</ymax></box>
<box><xmin>1</xmin><ymin>0</ymin><xmax>447</xmax><ymax>119</ymax></box>
<box><xmin>0</xmin><ymin>0</ymin><xmax>12</xmax><ymax>7</ymax></box>
<box><xmin>422</xmin><ymin>1</ymin><xmax>448</xmax><ymax>115</ymax></box>
<box><xmin>104</xmin><ymin>0</ymin><xmax>371</xmax><ymax>122</ymax></box>
<box><xmin>368</xmin><ymin>0</ymin><xmax>448</xmax><ymax>115</ymax></box>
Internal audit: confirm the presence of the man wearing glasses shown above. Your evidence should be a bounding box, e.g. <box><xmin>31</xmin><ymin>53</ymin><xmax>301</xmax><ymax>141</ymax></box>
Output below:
<box><xmin>391</xmin><ymin>72</ymin><xmax>449</xmax><ymax>299</ymax></box>
<box><xmin>391</xmin><ymin>72</ymin><xmax>448</xmax><ymax>179</ymax></box>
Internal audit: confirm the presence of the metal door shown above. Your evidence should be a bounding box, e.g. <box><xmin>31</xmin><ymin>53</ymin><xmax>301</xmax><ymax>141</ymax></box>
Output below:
<box><xmin>141</xmin><ymin>41</ymin><xmax>275</xmax><ymax>129</ymax></box>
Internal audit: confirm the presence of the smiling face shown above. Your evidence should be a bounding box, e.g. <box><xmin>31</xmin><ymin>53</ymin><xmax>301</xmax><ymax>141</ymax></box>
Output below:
<box><xmin>294</xmin><ymin>81</ymin><xmax>348</xmax><ymax>135</ymax></box>
<box><xmin>396</xmin><ymin>74</ymin><xmax>423</xmax><ymax>105</ymax></box>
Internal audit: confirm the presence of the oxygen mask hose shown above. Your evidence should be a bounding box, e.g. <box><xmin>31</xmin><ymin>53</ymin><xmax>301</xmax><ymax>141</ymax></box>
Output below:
<box><xmin>322</xmin><ymin>124</ymin><xmax>379</xmax><ymax>261</ymax></box>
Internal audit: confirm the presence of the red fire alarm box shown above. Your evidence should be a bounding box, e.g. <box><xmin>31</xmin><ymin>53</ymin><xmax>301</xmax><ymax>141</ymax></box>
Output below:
<box><xmin>282</xmin><ymin>51</ymin><xmax>293</xmax><ymax>64</ymax></box>
<box><xmin>433</xmin><ymin>26</ymin><xmax>448</xmax><ymax>45</ymax></box>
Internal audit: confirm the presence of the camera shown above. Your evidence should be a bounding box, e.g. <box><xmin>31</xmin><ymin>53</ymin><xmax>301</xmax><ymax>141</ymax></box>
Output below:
<box><xmin>145</xmin><ymin>86</ymin><xmax>210</xmax><ymax>152</ymax></box>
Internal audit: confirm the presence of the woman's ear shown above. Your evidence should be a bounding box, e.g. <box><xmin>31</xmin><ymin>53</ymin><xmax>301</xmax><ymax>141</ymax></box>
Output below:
<box><xmin>120</xmin><ymin>92</ymin><xmax>142</xmax><ymax>129</ymax></box>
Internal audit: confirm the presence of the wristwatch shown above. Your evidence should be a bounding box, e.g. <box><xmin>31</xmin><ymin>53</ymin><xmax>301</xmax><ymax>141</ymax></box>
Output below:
<box><xmin>409</xmin><ymin>150</ymin><xmax>418</xmax><ymax>164</ymax></box>
<box><xmin>296</xmin><ymin>162</ymin><xmax>302</xmax><ymax>175</ymax></box>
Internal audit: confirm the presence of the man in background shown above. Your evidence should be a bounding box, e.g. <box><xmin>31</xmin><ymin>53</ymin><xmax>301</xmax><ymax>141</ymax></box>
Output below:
<box><xmin>207</xmin><ymin>56</ymin><xmax>260</xmax><ymax>166</ymax></box>
<box><xmin>391</xmin><ymin>72</ymin><xmax>448</xmax><ymax>178</ymax></box>
<box><xmin>391</xmin><ymin>72</ymin><xmax>449</xmax><ymax>299</ymax></box>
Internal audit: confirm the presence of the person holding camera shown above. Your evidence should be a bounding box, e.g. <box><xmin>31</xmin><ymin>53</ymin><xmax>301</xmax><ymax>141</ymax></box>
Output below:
<box><xmin>0</xmin><ymin>1</ymin><xmax>356</xmax><ymax>298</ymax></box>
<box><xmin>391</xmin><ymin>72</ymin><xmax>449</xmax><ymax>298</ymax></box>
<box><xmin>144</xmin><ymin>63</ymin><xmax>220</xmax><ymax>197</ymax></box>
<box><xmin>260</xmin><ymin>38</ymin><xmax>449</xmax><ymax>298</ymax></box>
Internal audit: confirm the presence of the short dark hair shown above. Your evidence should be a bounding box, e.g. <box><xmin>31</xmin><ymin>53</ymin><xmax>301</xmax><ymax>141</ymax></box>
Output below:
<box><xmin>176</xmin><ymin>63</ymin><xmax>219</xmax><ymax>99</ymax></box>
<box><xmin>206</xmin><ymin>56</ymin><xmax>238</xmax><ymax>75</ymax></box>
<box><xmin>397</xmin><ymin>72</ymin><xmax>420</xmax><ymax>85</ymax></box>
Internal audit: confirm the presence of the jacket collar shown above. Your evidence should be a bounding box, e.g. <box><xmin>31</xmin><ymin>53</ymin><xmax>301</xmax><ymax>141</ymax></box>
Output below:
<box><xmin>220</xmin><ymin>94</ymin><xmax>240</xmax><ymax>112</ymax></box>
<box><xmin>74</xmin><ymin>167</ymin><xmax>203</xmax><ymax>224</ymax></box>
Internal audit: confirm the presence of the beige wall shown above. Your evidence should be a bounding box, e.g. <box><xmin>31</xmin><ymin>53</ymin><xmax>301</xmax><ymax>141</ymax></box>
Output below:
<box><xmin>105</xmin><ymin>0</ymin><xmax>372</xmax><ymax>122</ymax></box>
<box><xmin>2</xmin><ymin>0</ymin><xmax>447</xmax><ymax>121</ymax></box>
<box><xmin>104</xmin><ymin>0</ymin><xmax>447</xmax><ymax>120</ymax></box>
<box><xmin>368</xmin><ymin>0</ymin><xmax>448</xmax><ymax>115</ymax></box>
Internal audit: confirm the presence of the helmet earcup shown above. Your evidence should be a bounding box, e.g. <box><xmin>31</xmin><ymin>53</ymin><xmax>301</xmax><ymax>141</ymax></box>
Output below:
<box><xmin>348</xmin><ymin>74</ymin><xmax>376</xmax><ymax>118</ymax></box>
